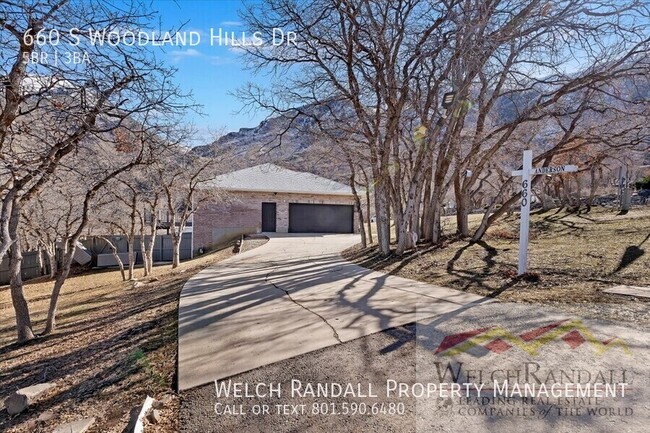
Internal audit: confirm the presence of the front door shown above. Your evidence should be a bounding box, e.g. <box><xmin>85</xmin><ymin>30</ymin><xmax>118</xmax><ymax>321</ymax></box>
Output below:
<box><xmin>261</xmin><ymin>202</ymin><xmax>277</xmax><ymax>232</ymax></box>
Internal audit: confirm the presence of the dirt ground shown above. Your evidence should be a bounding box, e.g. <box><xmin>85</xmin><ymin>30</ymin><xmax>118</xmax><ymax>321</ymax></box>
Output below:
<box><xmin>344</xmin><ymin>206</ymin><xmax>650</xmax><ymax>325</ymax></box>
<box><xmin>0</xmin><ymin>237</ymin><xmax>267</xmax><ymax>433</ymax></box>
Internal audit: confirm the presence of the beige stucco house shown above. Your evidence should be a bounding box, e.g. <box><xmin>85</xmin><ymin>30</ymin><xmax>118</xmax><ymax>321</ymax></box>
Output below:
<box><xmin>194</xmin><ymin>164</ymin><xmax>358</xmax><ymax>251</ymax></box>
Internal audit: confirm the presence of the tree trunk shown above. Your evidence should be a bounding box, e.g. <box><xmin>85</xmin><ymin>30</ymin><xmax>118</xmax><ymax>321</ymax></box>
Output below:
<box><xmin>559</xmin><ymin>178</ymin><xmax>570</xmax><ymax>207</ymax></box>
<box><xmin>393</xmin><ymin>197</ymin><xmax>405</xmax><ymax>254</ymax></box>
<box><xmin>456</xmin><ymin>200</ymin><xmax>470</xmax><ymax>236</ymax></box>
<box><xmin>374</xmin><ymin>181</ymin><xmax>391</xmax><ymax>256</ymax></box>
<box><xmin>420</xmin><ymin>168</ymin><xmax>434</xmax><ymax>242</ymax></box>
<box><xmin>360</xmin><ymin>168</ymin><xmax>373</xmax><ymax>244</ymax></box>
<box><xmin>392</xmin><ymin>198</ymin><xmax>402</xmax><ymax>247</ymax></box>
<box><xmin>44</xmin><ymin>240</ymin><xmax>76</xmax><ymax>334</ymax></box>
<box><xmin>351</xmin><ymin>185</ymin><xmax>367</xmax><ymax>248</ymax></box>
<box><xmin>473</xmin><ymin>178</ymin><xmax>538</xmax><ymax>242</ymax></box>
<box><xmin>431</xmin><ymin>198</ymin><xmax>443</xmax><ymax>244</ymax></box>
<box><xmin>411</xmin><ymin>182</ymin><xmax>422</xmax><ymax>241</ymax></box>
<box><xmin>573</xmin><ymin>175</ymin><xmax>582</xmax><ymax>209</ymax></box>
<box><xmin>473</xmin><ymin>197</ymin><xmax>501</xmax><ymax>242</ymax></box>
<box><xmin>428</xmin><ymin>177</ymin><xmax>447</xmax><ymax>245</ymax></box>
<box><xmin>142</xmin><ymin>195</ymin><xmax>159</xmax><ymax>275</ymax></box>
<box><xmin>127</xmin><ymin>236</ymin><xmax>135</xmax><ymax>280</ymax></box>
<box><xmin>428</xmin><ymin>160</ymin><xmax>451</xmax><ymax>245</ymax></box>
<box><xmin>146</xmin><ymin>228</ymin><xmax>157</xmax><ymax>275</ymax></box>
<box><xmin>100</xmin><ymin>236</ymin><xmax>126</xmax><ymax>281</ymax></box>
<box><xmin>47</xmin><ymin>243</ymin><xmax>57</xmax><ymax>279</ymax></box>
<box><xmin>37</xmin><ymin>244</ymin><xmax>45</xmax><ymax>275</ymax></box>
<box><xmin>421</xmin><ymin>195</ymin><xmax>432</xmax><ymax>241</ymax></box>
<box><xmin>455</xmin><ymin>177</ymin><xmax>470</xmax><ymax>237</ymax></box>
<box><xmin>365</xmin><ymin>187</ymin><xmax>373</xmax><ymax>244</ymax></box>
<box><xmin>127</xmin><ymin>193</ymin><xmax>137</xmax><ymax>279</ymax></box>
<box><xmin>172</xmin><ymin>234</ymin><xmax>181</xmax><ymax>268</ymax></box>
<box><xmin>587</xmin><ymin>167</ymin><xmax>598</xmax><ymax>211</ymax></box>
<box><xmin>9</xmin><ymin>237</ymin><xmax>35</xmax><ymax>342</ymax></box>
<box><xmin>395</xmin><ymin>216</ymin><xmax>409</xmax><ymax>255</ymax></box>
<box><xmin>8</xmin><ymin>198</ymin><xmax>35</xmax><ymax>342</ymax></box>
<box><xmin>139</xmin><ymin>230</ymin><xmax>148</xmax><ymax>277</ymax></box>
<box><xmin>473</xmin><ymin>201</ymin><xmax>514</xmax><ymax>242</ymax></box>
<box><xmin>395</xmin><ymin>178</ymin><xmax>424</xmax><ymax>255</ymax></box>
<box><xmin>540</xmin><ymin>182</ymin><xmax>555</xmax><ymax>211</ymax></box>
<box><xmin>347</xmin><ymin>159</ymin><xmax>367</xmax><ymax>248</ymax></box>
<box><xmin>0</xmin><ymin>190</ymin><xmax>16</xmax><ymax>262</ymax></box>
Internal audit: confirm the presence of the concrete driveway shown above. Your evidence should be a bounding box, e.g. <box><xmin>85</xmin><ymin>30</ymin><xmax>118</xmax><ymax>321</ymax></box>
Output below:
<box><xmin>178</xmin><ymin>234</ymin><xmax>486</xmax><ymax>391</ymax></box>
<box><xmin>181</xmin><ymin>300</ymin><xmax>649</xmax><ymax>433</ymax></box>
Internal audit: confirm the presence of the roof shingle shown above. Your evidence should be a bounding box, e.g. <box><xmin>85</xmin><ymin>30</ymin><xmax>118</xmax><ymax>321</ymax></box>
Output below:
<box><xmin>207</xmin><ymin>163</ymin><xmax>353</xmax><ymax>196</ymax></box>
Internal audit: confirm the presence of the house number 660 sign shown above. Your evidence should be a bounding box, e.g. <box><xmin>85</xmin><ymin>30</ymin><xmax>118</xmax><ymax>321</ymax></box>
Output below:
<box><xmin>521</xmin><ymin>180</ymin><xmax>529</xmax><ymax>207</ymax></box>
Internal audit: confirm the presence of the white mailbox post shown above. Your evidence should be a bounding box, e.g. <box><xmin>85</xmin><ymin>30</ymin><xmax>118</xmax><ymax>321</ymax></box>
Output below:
<box><xmin>511</xmin><ymin>150</ymin><xmax>578</xmax><ymax>275</ymax></box>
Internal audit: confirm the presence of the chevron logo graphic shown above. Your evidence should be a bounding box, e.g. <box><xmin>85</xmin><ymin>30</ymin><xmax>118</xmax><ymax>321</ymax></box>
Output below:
<box><xmin>435</xmin><ymin>319</ymin><xmax>631</xmax><ymax>357</ymax></box>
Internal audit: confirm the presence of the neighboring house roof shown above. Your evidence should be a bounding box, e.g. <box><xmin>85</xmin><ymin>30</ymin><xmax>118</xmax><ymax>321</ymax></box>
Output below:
<box><xmin>207</xmin><ymin>163</ymin><xmax>354</xmax><ymax>196</ymax></box>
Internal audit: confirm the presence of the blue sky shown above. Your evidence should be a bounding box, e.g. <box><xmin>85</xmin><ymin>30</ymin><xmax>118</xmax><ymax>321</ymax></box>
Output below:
<box><xmin>153</xmin><ymin>0</ymin><xmax>270</xmax><ymax>144</ymax></box>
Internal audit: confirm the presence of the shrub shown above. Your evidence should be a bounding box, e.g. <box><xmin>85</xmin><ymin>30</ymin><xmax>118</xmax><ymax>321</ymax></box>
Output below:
<box><xmin>636</xmin><ymin>175</ymin><xmax>650</xmax><ymax>191</ymax></box>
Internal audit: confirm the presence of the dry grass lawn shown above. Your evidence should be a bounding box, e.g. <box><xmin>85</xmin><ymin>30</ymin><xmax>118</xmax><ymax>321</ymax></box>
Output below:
<box><xmin>345</xmin><ymin>206</ymin><xmax>650</xmax><ymax>324</ymax></box>
<box><xmin>0</xmin><ymin>238</ymin><xmax>267</xmax><ymax>432</ymax></box>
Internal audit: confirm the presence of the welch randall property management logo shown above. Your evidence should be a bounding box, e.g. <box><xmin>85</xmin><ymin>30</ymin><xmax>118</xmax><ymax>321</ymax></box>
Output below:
<box><xmin>434</xmin><ymin>319</ymin><xmax>631</xmax><ymax>357</ymax></box>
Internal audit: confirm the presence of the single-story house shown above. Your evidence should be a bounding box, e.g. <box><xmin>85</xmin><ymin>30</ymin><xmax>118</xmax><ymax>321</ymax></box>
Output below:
<box><xmin>194</xmin><ymin>163</ymin><xmax>358</xmax><ymax>251</ymax></box>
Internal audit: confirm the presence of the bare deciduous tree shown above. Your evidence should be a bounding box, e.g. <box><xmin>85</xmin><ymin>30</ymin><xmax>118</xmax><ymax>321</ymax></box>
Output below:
<box><xmin>1</xmin><ymin>0</ymin><xmax>192</xmax><ymax>342</ymax></box>
<box><xmin>239</xmin><ymin>0</ymin><xmax>649</xmax><ymax>256</ymax></box>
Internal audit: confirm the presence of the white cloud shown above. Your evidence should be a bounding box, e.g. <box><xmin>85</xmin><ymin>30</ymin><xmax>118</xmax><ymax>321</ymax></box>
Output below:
<box><xmin>209</xmin><ymin>56</ymin><xmax>236</xmax><ymax>66</ymax></box>
<box><xmin>168</xmin><ymin>48</ymin><xmax>203</xmax><ymax>62</ymax></box>
<box><xmin>167</xmin><ymin>47</ymin><xmax>236</xmax><ymax>66</ymax></box>
<box><xmin>220</xmin><ymin>21</ymin><xmax>243</xmax><ymax>27</ymax></box>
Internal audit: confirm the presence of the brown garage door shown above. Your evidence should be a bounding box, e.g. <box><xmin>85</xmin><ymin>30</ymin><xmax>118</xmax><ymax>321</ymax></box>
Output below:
<box><xmin>288</xmin><ymin>203</ymin><xmax>354</xmax><ymax>233</ymax></box>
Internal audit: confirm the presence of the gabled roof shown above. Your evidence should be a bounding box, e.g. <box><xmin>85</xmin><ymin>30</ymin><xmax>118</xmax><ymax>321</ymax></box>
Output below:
<box><xmin>207</xmin><ymin>163</ymin><xmax>354</xmax><ymax>196</ymax></box>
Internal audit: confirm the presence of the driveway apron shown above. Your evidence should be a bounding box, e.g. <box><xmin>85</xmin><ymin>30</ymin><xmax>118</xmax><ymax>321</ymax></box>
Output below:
<box><xmin>177</xmin><ymin>234</ymin><xmax>486</xmax><ymax>390</ymax></box>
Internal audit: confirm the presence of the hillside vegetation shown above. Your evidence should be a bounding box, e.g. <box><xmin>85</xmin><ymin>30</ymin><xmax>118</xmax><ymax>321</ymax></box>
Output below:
<box><xmin>344</xmin><ymin>207</ymin><xmax>650</xmax><ymax>324</ymax></box>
